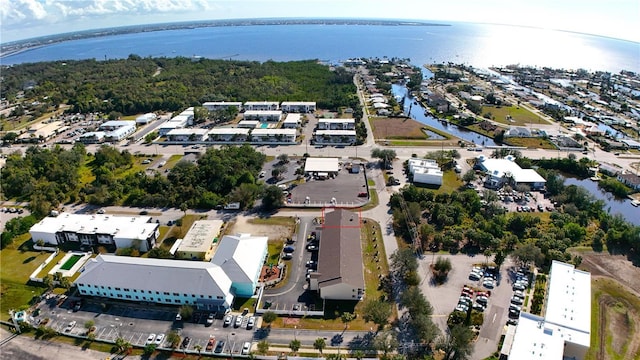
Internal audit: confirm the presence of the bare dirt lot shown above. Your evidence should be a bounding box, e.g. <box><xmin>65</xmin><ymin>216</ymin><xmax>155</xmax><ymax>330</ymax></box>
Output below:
<box><xmin>370</xmin><ymin>117</ymin><xmax>429</xmax><ymax>139</ymax></box>
<box><xmin>578</xmin><ymin>252</ymin><xmax>640</xmax><ymax>296</ymax></box>
<box><xmin>225</xmin><ymin>215</ymin><xmax>294</xmax><ymax>241</ymax></box>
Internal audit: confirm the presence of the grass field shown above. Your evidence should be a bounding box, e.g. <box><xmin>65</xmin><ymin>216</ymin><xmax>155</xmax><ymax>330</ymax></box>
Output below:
<box><xmin>36</xmin><ymin>251</ymin><xmax>67</xmax><ymax>278</ymax></box>
<box><xmin>585</xmin><ymin>278</ymin><xmax>640</xmax><ymax>360</ymax></box>
<box><xmin>482</xmin><ymin>105</ymin><xmax>547</xmax><ymax>126</ymax></box>
<box><xmin>504</xmin><ymin>137</ymin><xmax>557</xmax><ymax>149</ymax></box>
<box><xmin>0</xmin><ymin>239</ymin><xmax>50</xmax><ymax>316</ymax></box>
<box><xmin>60</xmin><ymin>254</ymin><xmax>83</xmax><ymax>271</ymax></box>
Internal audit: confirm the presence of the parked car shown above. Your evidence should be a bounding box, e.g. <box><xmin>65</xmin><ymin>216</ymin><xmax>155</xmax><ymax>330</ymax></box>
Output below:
<box><xmin>214</xmin><ymin>340</ymin><xmax>225</xmax><ymax>353</ymax></box>
<box><xmin>223</xmin><ymin>314</ymin><xmax>233</xmax><ymax>327</ymax></box>
<box><xmin>307</xmin><ymin>244</ymin><xmax>318</xmax><ymax>251</ymax></box>
<box><xmin>483</xmin><ymin>279</ymin><xmax>495</xmax><ymax>289</ymax></box>
<box><xmin>206</xmin><ymin>336</ymin><xmax>216</xmax><ymax>352</ymax></box>
<box><xmin>181</xmin><ymin>336</ymin><xmax>191</xmax><ymax>349</ymax></box>
<box><xmin>306</xmin><ymin>260</ymin><xmax>317</xmax><ymax>268</ymax></box>
<box><xmin>206</xmin><ymin>313</ymin><xmax>215</xmax><ymax>326</ymax></box>
<box><xmin>511</xmin><ymin>296</ymin><xmax>524</xmax><ymax>305</ymax></box>
<box><xmin>469</xmin><ymin>272</ymin><xmax>481</xmax><ymax>281</ymax></box>
<box><xmin>64</xmin><ymin>321</ymin><xmax>76</xmax><ymax>332</ymax></box>
<box><xmin>247</xmin><ymin>316</ymin><xmax>256</xmax><ymax>329</ymax></box>
<box><xmin>155</xmin><ymin>334</ymin><xmax>165</xmax><ymax>346</ymax></box>
<box><xmin>513</xmin><ymin>290</ymin><xmax>525</xmax><ymax>299</ymax></box>
<box><xmin>513</xmin><ymin>283</ymin><xmax>526</xmax><ymax>291</ymax></box>
<box><xmin>241</xmin><ymin>342</ymin><xmax>251</xmax><ymax>355</ymax></box>
<box><xmin>146</xmin><ymin>334</ymin><xmax>156</xmax><ymax>345</ymax></box>
<box><xmin>472</xmin><ymin>303</ymin><xmax>486</xmax><ymax>312</ymax></box>
<box><xmin>357</xmin><ymin>192</ymin><xmax>368</xmax><ymax>197</ymax></box>
<box><xmin>234</xmin><ymin>315</ymin><xmax>243</xmax><ymax>328</ymax></box>
<box><xmin>476</xmin><ymin>296</ymin><xmax>489</xmax><ymax>305</ymax></box>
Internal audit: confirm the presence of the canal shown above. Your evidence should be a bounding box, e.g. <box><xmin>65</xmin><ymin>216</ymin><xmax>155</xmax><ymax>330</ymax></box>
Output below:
<box><xmin>391</xmin><ymin>84</ymin><xmax>497</xmax><ymax>146</ymax></box>
<box><xmin>564</xmin><ymin>177</ymin><xmax>640</xmax><ymax>225</ymax></box>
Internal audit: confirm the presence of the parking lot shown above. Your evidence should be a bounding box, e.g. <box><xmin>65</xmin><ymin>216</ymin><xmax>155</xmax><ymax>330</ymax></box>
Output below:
<box><xmin>34</xmin><ymin>296</ymin><xmax>256</xmax><ymax>355</ymax></box>
<box><xmin>417</xmin><ymin>254</ymin><xmax>517</xmax><ymax>358</ymax></box>
<box><xmin>288</xmin><ymin>165</ymin><xmax>368</xmax><ymax>207</ymax></box>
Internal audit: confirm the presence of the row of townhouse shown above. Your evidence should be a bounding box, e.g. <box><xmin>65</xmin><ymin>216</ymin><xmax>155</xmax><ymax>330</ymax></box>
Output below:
<box><xmin>313</xmin><ymin>118</ymin><xmax>357</xmax><ymax>145</ymax></box>
<box><xmin>203</xmin><ymin>101</ymin><xmax>316</xmax><ymax>113</ymax></box>
<box><xmin>78</xmin><ymin>120</ymin><xmax>137</xmax><ymax>144</ymax></box>
<box><xmin>166</xmin><ymin>127</ymin><xmax>298</xmax><ymax>144</ymax></box>
<box><xmin>158</xmin><ymin>108</ymin><xmax>195</xmax><ymax>136</ymax></box>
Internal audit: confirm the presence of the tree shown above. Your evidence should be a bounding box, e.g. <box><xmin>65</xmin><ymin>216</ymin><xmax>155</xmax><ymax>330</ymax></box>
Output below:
<box><xmin>179</xmin><ymin>305</ymin><xmax>193</xmax><ymax>321</ymax></box>
<box><xmin>59</xmin><ymin>276</ymin><xmax>71</xmax><ymax>290</ymax></box>
<box><xmin>371</xmin><ymin>148</ymin><xmax>397</xmax><ymax>168</ymax></box>
<box><xmin>313</xmin><ymin>337</ymin><xmax>326</xmax><ymax>354</ymax></box>
<box><xmin>84</xmin><ymin>320</ymin><xmax>95</xmax><ymax>330</ymax></box>
<box><xmin>289</xmin><ymin>339</ymin><xmax>301</xmax><ymax>353</ymax></box>
<box><xmin>353</xmin><ymin>350</ymin><xmax>365</xmax><ymax>360</ymax></box>
<box><xmin>340</xmin><ymin>312</ymin><xmax>356</xmax><ymax>329</ymax></box>
<box><xmin>180</xmin><ymin>202</ymin><xmax>188</xmax><ymax>217</ymax></box>
<box><xmin>262</xmin><ymin>311</ymin><xmax>277</xmax><ymax>326</ymax></box>
<box><xmin>436</xmin><ymin>324</ymin><xmax>474</xmax><ymax>360</ymax></box>
<box><xmin>42</xmin><ymin>275</ymin><xmax>54</xmax><ymax>290</ymax></box>
<box><xmin>271</xmin><ymin>166</ymin><xmax>286</xmax><ymax>180</ymax></box>
<box><xmin>362</xmin><ymin>299</ymin><xmax>392</xmax><ymax>332</ymax></box>
<box><xmin>144</xmin><ymin>344</ymin><xmax>157</xmax><ymax>355</ymax></box>
<box><xmin>147</xmin><ymin>247</ymin><xmax>172</xmax><ymax>258</ymax></box>
<box><xmin>277</xmin><ymin>154</ymin><xmax>290</xmax><ymax>164</ymax></box>
<box><xmin>87</xmin><ymin>332</ymin><xmax>96</xmax><ymax>342</ymax></box>
<box><xmin>462</xmin><ymin>170</ymin><xmax>476</xmax><ymax>185</ymax></box>
<box><xmin>167</xmin><ymin>330</ymin><xmax>181</xmax><ymax>348</ymax></box>
<box><xmin>373</xmin><ymin>331</ymin><xmax>398</xmax><ymax>356</ymax></box>
<box><xmin>262</xmin><ymin>185</ymin><xmax>285</xmax><ymax>210</ymax></box>
<box><xmin>511</xmin><ymin>243</ymin><xmax>544</xmax><ymax>268</ymax></box>
<box><xmin>194</xmin><ymin>344</ymin><xmax>203</xmax><ymax>356</ymax></box>
<box><xmin>257</xmin><ymin>340</ymin><xmax>270</xmax><ymax>355</ymax></box>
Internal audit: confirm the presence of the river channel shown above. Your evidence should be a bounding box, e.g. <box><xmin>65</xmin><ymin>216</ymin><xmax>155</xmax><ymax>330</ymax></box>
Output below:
<box><xmin>564</xmin><ymin>177</ymin><xmax>640</xmax><ymax>225</ymax></box>
<box><xmin>391</xmin><ymin>84</ymin><xmax>497</xmax><ymax>146</ymax></box>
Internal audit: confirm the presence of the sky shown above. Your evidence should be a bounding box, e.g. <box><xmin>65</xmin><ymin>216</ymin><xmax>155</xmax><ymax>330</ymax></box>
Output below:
<box><xmin>1</xmin><ymin>0</ymin><xmax>639</xmax><ymax>44</ymax></box>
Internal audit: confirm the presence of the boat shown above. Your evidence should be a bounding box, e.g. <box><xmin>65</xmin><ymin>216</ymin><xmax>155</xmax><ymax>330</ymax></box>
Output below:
<box><xmin>631</xmin><ymin>200</ymin><xmax>640</xmax><ymax>207</ymax></box>
<box><xmin>590</xmin><ymin>176</ymin><xmax>601</xmax><ymax>181</ymax></box>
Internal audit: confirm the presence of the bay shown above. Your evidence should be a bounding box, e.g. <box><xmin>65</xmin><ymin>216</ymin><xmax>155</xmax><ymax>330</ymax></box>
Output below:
<box><xmin>564</xmin><ymin>177</ymin><xmax>640</xmax><ymax>225</ymax></box>
<box><xmin>3</xmin><ymin>22</ymin><xmax>639</xmax><ymax>73</ymax></box>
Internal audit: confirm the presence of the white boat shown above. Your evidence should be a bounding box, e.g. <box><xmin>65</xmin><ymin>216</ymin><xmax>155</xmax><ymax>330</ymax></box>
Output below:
<box><xmin>631</xmin><ymin>200</ymin><xmax>640</xmax><ymax>207</ymax></box>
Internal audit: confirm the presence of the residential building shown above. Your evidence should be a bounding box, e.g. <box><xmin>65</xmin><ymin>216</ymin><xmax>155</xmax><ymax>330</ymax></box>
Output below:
<box><xmin>78</xmin><ymin>131</ymin><xmax>106</xmax><ymax>144</ymax></box>
<box><xmin>75</xmin><ymin>255</ymin><xmax>234</xmax><ymax>313</ymax></box>
<box><xmin>166</xmin><ymin>128</ymin><xmax>209</xmax><ymax>142</ymax></box>
<box><xmin>281</xmin><ymin>101</ymin><xmax>316</xmax><ymax>113</ymax></box>
<box><xmin>617</xmin><ymin>172</ymin><xmax>640</xmax><ymax>191</ymax></box>
<box><xmin>237</xmin><ymin>120</ymin><xmax>261</xmax><ymax>129</ymax></box>
<box><xmin>502</xmin><ymin>261</ymin><xmax>591</xmax><ymax>360</ymax></box>
<box><xmin>309</xmin><ymin>209</ymin><xmax>364</xmax><ymax>301</ymax></box>
<box><xmin>477</xmin><ymin>155</ymin><xmax>546</xmax><ymax>190</ymax></box>
<box><xmin>203</xmin><ymin>102</ymin><xmax>243</xmax><ymax>112</ymax></box>
<box><xmin>136</xmin><ymin>113</ymin><xmax>157</xmax><ymax>125</ymax></box>
<box><xmin>207</xmin><ymin>128</ymin><xmax>250</xmax><ymax>142</ymax></box>
<box><xmin>314</xmin><ymin>130</ymin><xmax>356</xmax><ymax>145</ymax></box>
<box><xmin>244</xmin><ymin>101</ymin><xmax>279</xmax><ymax>111</ymax></box>
<box><xmin>29</xmin><ymin>213</ymin><xmax>159</xmax><ymax>252</ymax></box>
<box><xmin>175</xmin><ymin>220</ymin><xmax>224</xmax><ymax>261</ymax></box>
<box><xmin>243</xmin><ymin>110</ymin><xmax>282</xmax><ymax>122</ymax></box>
<box><xmin>282</xmin><ymin>113</ymin><xmax>301</xmax><ymax>128</ymax></box>
<box><xmin>250</xmin><ymin>128</ymin><xmax>297</xmax><ymax>143</ymax></box>
<box><xmin>317</xmin><ymin>118</ymin><xmax>355</xmax><ymax>130</ymax></box>
<box><xmin>158</xmin><ymin>122</ymin><xmax>184</xmax><ymax>136</ymax></box>
<box><xmin>210</xmin><ymin>234</ymin><xmax>268</xmax><ymax>297</ymax></box>
<box><xmin>105</xmin><ymin>125</ymin><xmax>136</xmax><ymax>142</ymax></box>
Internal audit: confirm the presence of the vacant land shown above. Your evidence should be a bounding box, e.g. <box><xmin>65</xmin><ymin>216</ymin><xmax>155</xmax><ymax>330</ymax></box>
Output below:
<box><xmin>504</xmin><ymin>137</ymin><xmax>557</xmax><ymax>149</ymax></box>
<box><xmin>481</xmin><ymin>105</ymin><xmax>548</xmax><ymax>126</ymax></box>
<box><xmin>226</xmin><ymin>215</ymin><xmax>295</xmax><ymax>241</ymax></box>
<box><xmin>370</xmin><ymin>117</ymin><xmax>431</xmax><ymax>139</ymax></box>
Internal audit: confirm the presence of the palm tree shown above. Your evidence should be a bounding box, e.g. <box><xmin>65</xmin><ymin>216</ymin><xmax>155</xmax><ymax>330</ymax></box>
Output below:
<box><xmin>289</xmin><ymin>339</ymin><xmax>301</xmax><ymax>354</ymax></box>
<box><xmin>313</xmin><ymin>337</ymin><xmax>326</xmax><ymax>355</ymax></box>
<box><xmin>194</xmin><ymin>344</ymin><xmax>203</xmax><ymax>358</ymax></box>
<box><xmin>352</xmin><ymin>350</ymin><xmax>365</xmax><ymax>360</ymax></box>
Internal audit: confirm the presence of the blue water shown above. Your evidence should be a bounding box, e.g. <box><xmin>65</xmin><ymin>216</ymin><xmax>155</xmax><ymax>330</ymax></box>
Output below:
<box><xmin>564</xmin><ymin>177</ymin><xmax>640</xmax><ymax>225</ymax></box>
<box><xmin>3</xmin><ymin>22</ymin><xmax>639</xmax><ymax>73</ymax></box>
<box><xmin>391</xmin><ymin>84</ymin><xmax>497</xmax><ymax>146</ymax></box>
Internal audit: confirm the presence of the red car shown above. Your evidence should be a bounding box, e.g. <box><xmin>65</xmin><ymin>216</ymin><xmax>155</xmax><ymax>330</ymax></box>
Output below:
<box><xmin>358</xmin><ymin>192</ymin><xmax>368</xmax><ymax>197</ymax></box>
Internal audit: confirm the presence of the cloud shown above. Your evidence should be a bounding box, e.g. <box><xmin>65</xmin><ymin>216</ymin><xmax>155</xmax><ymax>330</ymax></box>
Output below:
<box><xmin>1</xmin><ymin>0</ymin><xmax>211</xmax><ymax>28</ymax></box>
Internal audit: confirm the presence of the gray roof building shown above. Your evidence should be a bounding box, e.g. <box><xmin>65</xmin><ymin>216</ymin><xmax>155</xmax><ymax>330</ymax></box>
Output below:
<box><xmin>310</xmin><ymin>209</ymin><xmax>364</xmax><ymax>301</ymax></box>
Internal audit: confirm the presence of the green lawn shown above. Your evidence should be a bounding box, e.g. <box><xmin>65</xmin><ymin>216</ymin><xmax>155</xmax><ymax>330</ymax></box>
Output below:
<box><xmin>504</xmin><ymin>137</ymin><xmax>557</xmax><ymax>149</ymax></box>
<box><xmin>164</xmin><ymin>154</ymin><xmax>184</xmax><ymax>169</ymax></box>
<box><xmin>36</xmin><ymin>251</ymin><xmax>67</xmax><ymax>278</ymax></box>
<box><xmin>60</xmin><ymin>254</ymin><xmax>83</xmax><ymax>271</ymax></box>
<box><xmin>482</xmin><ymin>105</ymin><xmax>547</xmax><ymax>126</ymax></box>
<box><xmin>437</xmin><ymin>170</ymin><xmax>463</xmax><ymax>194</ymax></box>
<box><xmin>0</xmin><ymin>240</ymin><xmax>51</xmax><ymax>316</ymax></box>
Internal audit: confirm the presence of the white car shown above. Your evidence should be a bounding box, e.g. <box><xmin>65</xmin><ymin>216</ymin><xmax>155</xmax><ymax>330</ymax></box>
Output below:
<box><xmin>246</xmin><ymin>316</ymin><xmax>256</xmax><ymax>329</ymax></box>
<box><xmin>64</xmin><ymin>320</ymin><xmax>76</xmax><ymax>332</ymax></box>
<box><xmin>154</xmin><ymin>333</ymin><xmax>165</xmax><ymax>346</ymax></box>
<box><xmin>483</xmin><ymin>279</ymin><xmax>495</xmax><ymax>289</ymax></box>
<box><xmin>146</xmin><ymin>333</ymin><xmax>156</xmax><ymax>345</ymax></box>
<box><xmin>511</xmin><ymin>296</ymin><xmax>524</xmax><ymax>305</ymax></box>
<box><xmin>234</xmin><ymin>315</ymin><xmax>243</xmax><ymax>328</ymax></box>
<box><xmin>241</xmin><ymin>341</ymin><xmax>251</xmax><ymax>355</ymax></box>
<box><xmin>223</xmin><ymin>314</ymin><xmax>233</xmax><ymax>327</ymax></box>
<box><xmin>476</xmin><ymin>295</ymin><xmax>489</xmax><ymax>305</ymax></box>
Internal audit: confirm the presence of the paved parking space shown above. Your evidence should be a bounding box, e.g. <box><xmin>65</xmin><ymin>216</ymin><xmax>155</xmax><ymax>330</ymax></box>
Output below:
<box><xmin>417</xmin><ymin>254</ymin><xmax>516</xmax><ymax>358</ymax></box>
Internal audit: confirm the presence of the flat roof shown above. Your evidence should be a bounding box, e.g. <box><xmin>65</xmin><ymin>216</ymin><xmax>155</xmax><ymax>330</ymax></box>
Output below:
<box><xmin>480</xmin><ymin>158</ymin><xmax>546</xmax><ymax>183</ymax></box>
<box><xmin>244</xmin><ymin>110</ymin><xmax>282</xmax><ymax>116</ymax></box>
<box><xmin>166</xmin><ymin>128</ymin><xmax>209</xmax><ymax>136</ymax></box>
<box><xmin>509</xmin><ymin>312</ymin><xmax>566</xmax><ymax>360</ymax></box>
<box><xmin>544</xmin><ymin>260</ymin><xmax>591</xmax><ymax>346</ymax></box>
<box><xmin>304</xmin><ymin>157</ymin><xmax>339</xmax><ymax>173</ymax></box>
<box><xmin>244</xmin><ymin>101</ymin><xmax>279</xmax><ymax>106</ymax></box>
<box><xmin>159</xmin><ymin>122</ymin><xmax>183</xmax><ymax>129</ymax></box>
<box><xmin>208</xmin><ymin>128</ymin><xmax>250</xmax><ymax>135</ymax></box>
<box><xmin>203</xmin><ymin>101</ymin><xmax>242</xmax><ymax>106</ymax></box>
<box><xmin>30</xmin><ymin>213</ymin><xmax>157</xmax><ymax>240</ymax></box>
<box><xmin>99</xmin><ymin>120</ymin><xmax>136</xmax><ymax>129</ymax></box>
<box><xmin>283</xmin><ymin>113</ymin><xmax>301</xmax><ymax>123</ymax></box>
<box><xmin>251</xmin><ymin>128</ymin><xmax>296</xmax><ymax>135</ymax></box>
<box><xmin>177</xmin><ymin>220</ymin><xmax>223</xmax><ymax>254</ymax></box>
<box><xmin>315</xmin><ymin>130</ymin><xmax>357</xmax><ymax>136</ymax></box>
<box><xmin>318</xmin><ymin>118</ymin><xmax>355</xmax><ymax>123</ymax></box>
<box><xmin>80</xmin><ymin>131</ymin><xmax>106</xmax><ymax>139</ymax></box>
<box><xmin>281</xmin><ymin>101</ymin><xmax>316</xmax><ymax>106</ymax></box>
